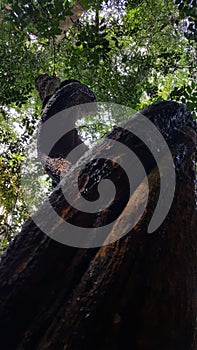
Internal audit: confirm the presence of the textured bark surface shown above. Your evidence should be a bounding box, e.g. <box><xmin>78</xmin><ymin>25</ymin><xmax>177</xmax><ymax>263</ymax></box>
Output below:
<box><xmin>0</xmin><ymin>101</ymin><xmax>196</xmax><ymax>350</ymax></box>
<box><xmin>36</xmin><ymin>79</ymin><xmax>96</xmax><ymax>186</ymax></box>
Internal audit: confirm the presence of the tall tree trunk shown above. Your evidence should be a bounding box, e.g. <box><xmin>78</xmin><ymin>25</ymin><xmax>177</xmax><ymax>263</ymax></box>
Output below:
<box><xmin>56</xmin><ymin>1</ymin><xmax>84</xmax><ymax>44</ymax></box>
<box><xmin>0</xmin><ymin>101</ymin><xmax>196</xmax><ymax>350</ymax></box>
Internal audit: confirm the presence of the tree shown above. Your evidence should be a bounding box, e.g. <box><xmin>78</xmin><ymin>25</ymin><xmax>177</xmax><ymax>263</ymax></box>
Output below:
<box><xmin>0</xmin><ymin>1</ymin><xmax>196</xmax><ymax>348</ymax></box>
<box><xmin>0</xmin><ymin>99</ymin><xmax>196</xmax><ymax>349</ymax></box>
<box><xmin>0</xmin><ymin>3</ymin><xmax>196</xmax><ymax>246</ymax></box>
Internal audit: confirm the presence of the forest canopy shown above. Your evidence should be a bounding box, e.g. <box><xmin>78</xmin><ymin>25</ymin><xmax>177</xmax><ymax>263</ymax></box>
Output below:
<box><xmin>0</xmin><ymin>0</ymin><xmax>196</xmax><ymax>252</ymax></box>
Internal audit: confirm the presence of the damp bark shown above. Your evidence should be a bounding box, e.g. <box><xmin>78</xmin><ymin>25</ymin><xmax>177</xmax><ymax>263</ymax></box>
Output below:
<box><xmin>0</xmin><ymin>101</ymin><xmax>196</xmax><ymax>350</ymax></box>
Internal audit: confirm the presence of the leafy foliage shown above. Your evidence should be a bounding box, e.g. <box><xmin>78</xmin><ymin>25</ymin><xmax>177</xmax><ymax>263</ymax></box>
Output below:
<box><xmin>0</xmin><ymin>0</ymin><xmax>196</xmax><ymax>252</ymax></box>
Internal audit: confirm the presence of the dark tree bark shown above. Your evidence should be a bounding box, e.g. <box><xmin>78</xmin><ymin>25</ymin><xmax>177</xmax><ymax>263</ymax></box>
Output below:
<box><xmin>0</xmin><ymin>101</ymin><xmax>196</xmax><ymax>350</ymax></box>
